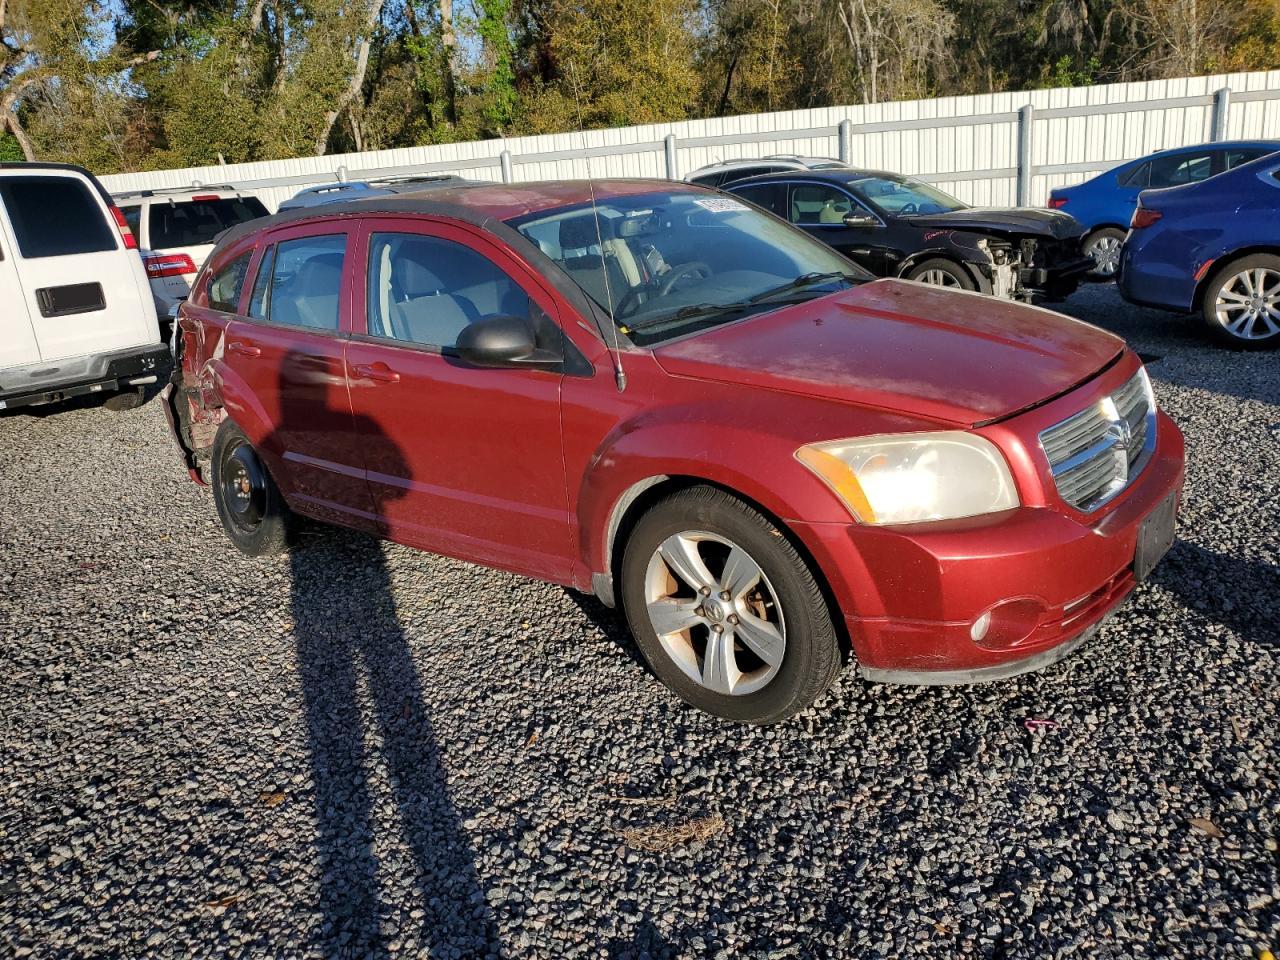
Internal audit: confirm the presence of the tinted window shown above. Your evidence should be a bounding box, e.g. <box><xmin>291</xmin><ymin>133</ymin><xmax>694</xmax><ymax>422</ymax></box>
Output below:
<box><xmin>256</xmin><ymin>235</ymin><xmax>346</xmax><ymax>330</ymax></box>
<box><xmin>848</xmin><ymin>176</ymin><xmax>965</xmax><ymax>216</ymax></box>
<box><xmin>689</xmin><ymin>173</ymin><xmax>725</xmax><ymax>188</ymax></box>
<box><xmin>120</xmin><ymin>205</ymin><xmax>142</xmax><ymax>236</ymax></box>
<box><xmin>367</xmin><ymin>233</ymin><xmax>530</xmax><ymax>348</ymax></box>
<box><xmin>719</xmin><ymin>165</ymin><xmax>788</xmax><ymax>187</ymax></box>
<box><xmin>0</xmin><ymin>176</ymin><xmax>116</xmax><ymax>258</ymax></box>
<box><xmin>1148</xmin><ymin>151</ymin><xmax>1214</xmax><ymax>188</ymax></box>
<box><xmin>148</xmin><ymin>197</ymin><xmax>269</xmax><ymax>249</ymax></box>
<box><xmin>732</xmin><ymin>182</ymin><xmax>788</xmax><ymax>218</ymax></box>
<box><xmin>1119</xmin><ymin>162</ymin><xmax>1150</xmax><ymax>188</ymax></box>
<box><xmin>1226</xmin><ymin>147</ymin><xmax>1273</xmax><ymax>169</ymax></box>
<box><xmin>789</xmin><ymin>184</ymin><xmax>855</xmax><ymax>225</ymax></box>
<box><xmin>208</xmin><ymin>252</ymin><xmax>253</xmax><ymax>313</ymax></box>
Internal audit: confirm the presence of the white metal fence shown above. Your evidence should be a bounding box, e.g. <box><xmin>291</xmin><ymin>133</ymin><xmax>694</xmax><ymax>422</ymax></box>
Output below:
<box><xmin>99</xmin><ymin>69</ymin><xmax>1280</xmax><ymax>212</ymax></box>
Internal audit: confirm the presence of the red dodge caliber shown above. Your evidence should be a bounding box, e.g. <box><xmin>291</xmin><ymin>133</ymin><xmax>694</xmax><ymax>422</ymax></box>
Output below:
<box><xmin>163</xmin><ymin>180</ymin><xmax>1184</xmax><ymax>723</ymax></box>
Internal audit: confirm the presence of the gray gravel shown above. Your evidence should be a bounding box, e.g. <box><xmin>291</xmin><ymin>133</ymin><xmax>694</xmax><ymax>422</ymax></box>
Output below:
<box><xmin>1</xmin><ymin>284</ymin><xmax>1277</xmax><ymax>959</ymax></box>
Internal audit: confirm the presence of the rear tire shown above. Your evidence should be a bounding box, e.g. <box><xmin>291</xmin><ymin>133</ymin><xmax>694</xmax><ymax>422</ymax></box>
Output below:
<box><xmin>1083</xmin><ymin>227</ymin><xmax>1126</xmax><ymax>279</ymax></box>
<box><xmin>905</xmin><ymin>258</ymin><xmax>976</xmax><ymax>291</ymax></box>
<box><xmin>210</xmin><ymin>420</ymin><xmax>293</xmax><ymax>556</ymax></box>
<box><xmin>619</xmin><ymin>485</ymin><xmax>842</xmax><ymax>724</ymax></box>
<box><xmin>1199</xmin><ymin>254</ymin><xmax>1280</xmax><ymax>349</ymax></box>
<box><xmin>103</xmin><ymin>387</ymin><xmax>145</xmax><ymax>411</ymax></box>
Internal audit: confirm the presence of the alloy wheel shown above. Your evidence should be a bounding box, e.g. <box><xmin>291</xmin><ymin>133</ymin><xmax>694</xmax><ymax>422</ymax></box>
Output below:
<box><xmin>1214</xmin><ymin>267</ymin><xmax>1280</xmax><ymax>341</ymax></box>
<box><xmin>918</xmin><ymin>268</ymin><xmax>962</xmax><ymax>287</ymax></box>
<box><xmin>643</xmin><ymin>531</ymin><xmax>786</xmax><ymax>696</ymax></box>
<box><xmin>1088</xmin><ymin>235</ymin><xmax>1123</xmax><ymax>276</ymax></box>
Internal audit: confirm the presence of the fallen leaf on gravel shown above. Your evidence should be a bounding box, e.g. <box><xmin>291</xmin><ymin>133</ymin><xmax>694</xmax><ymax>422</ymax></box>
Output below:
<box><xmin>621</xmin><ymin>813</ymin><xmax>724</xmax><ymax>851</ymax></box>
<box><xmin>1231</xmin><ymin>717</ymin><xmax>1247</xmax><ymax>742</ymax></box>
<box><xmin>524</xmin><ymin>730</ymin><xmax>539</xmax><ymax>747</ymax></box>
<box><xmin>204</xmin><ymin>894</ymin><xmax>241</xmax><ymax>910</ymax></box>
<box><xmin>258</xmin><ymin>791</ymin><xmax>287</xmax><ymax>807</ymax></box>
<box><xmin>1188</xmin><ymin>817</ymin><xmax>1224</xmax><ymax>838</ymax></box>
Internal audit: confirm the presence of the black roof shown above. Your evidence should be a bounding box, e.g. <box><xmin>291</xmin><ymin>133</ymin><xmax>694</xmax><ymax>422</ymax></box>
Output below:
<box><xmin>725</xmin><ymin>167</ymin><xmax>909</xmax><ymax>189</ymax></box>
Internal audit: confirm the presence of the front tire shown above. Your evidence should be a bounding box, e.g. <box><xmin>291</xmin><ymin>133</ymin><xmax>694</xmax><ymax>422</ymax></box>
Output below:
<box><xmin>210</xmin><ymin>420</ymin><xmax>293</xmax><ymax>556</ymax></box>
<box><xmin>1200</xmin><ymin>254</ymin><xmax>1280</xmax><ymax>349</ymax></box>
<box><xmin>905</xmin><ymin>258</ymin><xmax>976</xmax><ymax>291</ymax></box>
<box><xmin>619</xmin><ymin>486</ymin><xmax>842</xmax><ymax>724</ymax></box>
<box><xmin>1083</xmin><ymin>227</ymin><xmax>1126</xmax><ymax>279</ymax></box>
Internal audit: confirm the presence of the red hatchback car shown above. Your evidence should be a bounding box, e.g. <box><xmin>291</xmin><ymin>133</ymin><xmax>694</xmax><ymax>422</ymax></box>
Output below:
<box><xmin>163</xmin><ymin>180</ymin><xmax>1184</xmax><ymax>723</ymax></box>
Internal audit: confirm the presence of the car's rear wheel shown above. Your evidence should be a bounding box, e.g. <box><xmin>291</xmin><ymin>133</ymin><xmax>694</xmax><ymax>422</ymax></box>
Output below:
<box><xmin>1200</xmin><ymin>254</ymin><xmax>1280</xmax><ymax>349</ymax></box>
<box><xmin>103</xmin><ymin>386</ymin><xmax>146</xmax><ymax>411</ymax></box>
<box><xmin>905</xmin><ymin>258</ymin><xmax>976</xmax><ymax>291</ymax></box>
<box><xmin>211</xmin><ymin>420</ymin><xmax>293</xmax><ymax>555</ymax></box>
<box><xmin>1083</xmin><ymin>227</ymin><xmax>1126</xmax><ymax>279</ymax></box>
<box><xmin>619</xmin><ymin>486</ymin><xmax>842</xmax><ymax>724</ymax></box>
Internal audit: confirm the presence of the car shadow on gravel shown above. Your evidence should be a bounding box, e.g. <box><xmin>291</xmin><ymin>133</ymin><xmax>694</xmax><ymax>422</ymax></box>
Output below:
<box><xmin>280</xmin><ymin>355</ymin><xmax>497</xmax><ymax>958</ymax></box>
<box><xmin>1152</xmin><ymin>539</ymin><xmax>1279</xmax><ymax>650</ymax></box>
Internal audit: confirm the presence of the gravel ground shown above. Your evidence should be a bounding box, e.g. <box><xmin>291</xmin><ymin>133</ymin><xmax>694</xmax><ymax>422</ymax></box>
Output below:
<box><xmin>1</xmin><ymin>284</ymin><xmax>1277</xmax><ymax>959</ymax></box>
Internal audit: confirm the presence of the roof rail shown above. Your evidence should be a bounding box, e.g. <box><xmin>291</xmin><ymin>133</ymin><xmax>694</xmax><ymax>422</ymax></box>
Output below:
<box><xmin>110</xmin><ymin>183</ymin><xmax>242</xmax><ymax>200</ymax></box>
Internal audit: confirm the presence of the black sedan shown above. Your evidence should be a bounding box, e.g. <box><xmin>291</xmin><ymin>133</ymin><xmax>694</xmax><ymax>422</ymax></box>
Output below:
<box><xmin>725</xmin><ymin>169</ymin><xmax>1094</xmax><ymax>302</ymax></box>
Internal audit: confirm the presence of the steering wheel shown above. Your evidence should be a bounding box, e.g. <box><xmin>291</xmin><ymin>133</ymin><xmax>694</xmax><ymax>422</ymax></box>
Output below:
<box><xmin>657</xmin><ymin>261</ymin><xmax>713</xmax><ymax>296</ymax></box>
<box><xmin>898</xmin><ymin>202</ymin><xmax>918</xmax><ymax>216</ymax></box>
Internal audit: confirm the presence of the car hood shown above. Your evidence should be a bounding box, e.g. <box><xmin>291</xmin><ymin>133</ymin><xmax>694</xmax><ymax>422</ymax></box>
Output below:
<box><xmin>651</xmin><ymin>280</ymin><xmax>1124</xmax><ymax>426</ymax></box>
<box><xmin>904</xmin><ymin>207</ymin><xmax>1085</xmax><ymax>240</ymax></box>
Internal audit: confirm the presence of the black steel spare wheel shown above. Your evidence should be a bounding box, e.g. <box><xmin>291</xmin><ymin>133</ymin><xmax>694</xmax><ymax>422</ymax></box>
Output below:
<box><xmin>210</xmin><ymin>420</ymin><xmax>293</xmax><ymax>556</ymax></box>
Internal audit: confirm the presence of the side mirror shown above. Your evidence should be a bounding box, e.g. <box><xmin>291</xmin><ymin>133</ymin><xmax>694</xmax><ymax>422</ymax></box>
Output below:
<box><xmin>454</xmin><ymin>314</ymin><xmax>560</xmax><ymax>369</ymax></box>
<box><xmin>843</xmin><ymin>212</ymin><xmax>880</xmax><ymax>229</ymax></box>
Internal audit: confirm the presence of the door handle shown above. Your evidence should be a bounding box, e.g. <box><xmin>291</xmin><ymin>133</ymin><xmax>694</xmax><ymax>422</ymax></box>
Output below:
<box><xmin>227</xmin><ymin>340</ymin><xmax>261</xmax><ymax>358</ymax></box>
<box><xmin>351</xmin><ymin>362</ymin><xmax>401</xmax><ymax>383</ymax></box>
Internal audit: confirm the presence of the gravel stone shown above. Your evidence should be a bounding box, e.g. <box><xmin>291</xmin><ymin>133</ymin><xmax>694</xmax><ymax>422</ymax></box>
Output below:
<box><xmin>0</xmin><ymin>284</ymin><xmax>1277</xmax><ymax>958</ymax></box>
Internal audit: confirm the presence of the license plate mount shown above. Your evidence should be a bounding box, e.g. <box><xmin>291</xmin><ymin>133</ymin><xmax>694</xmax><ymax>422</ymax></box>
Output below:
<box><xmin>1134</xmin><ymin>491</ymin><xmax>1177</xmax><ymax>582</ymax></box>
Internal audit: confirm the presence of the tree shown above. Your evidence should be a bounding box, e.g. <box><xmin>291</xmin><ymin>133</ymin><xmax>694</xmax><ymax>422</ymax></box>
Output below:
<box><xmin>835</xmin><ymin>0</ymin><xmax>954</xmax><ymax>103</ymax></box>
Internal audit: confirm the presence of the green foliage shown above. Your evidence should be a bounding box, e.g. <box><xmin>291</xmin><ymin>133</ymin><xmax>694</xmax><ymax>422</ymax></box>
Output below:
<box><xmin>5</xmin><ymin>0</ymin><xmax>1280</xmax><ymax>172</ymax></box>
<box><xmin>0</xmin><ymin>134</ymin><xmax>23</xmax><ymax>162</ymax></box>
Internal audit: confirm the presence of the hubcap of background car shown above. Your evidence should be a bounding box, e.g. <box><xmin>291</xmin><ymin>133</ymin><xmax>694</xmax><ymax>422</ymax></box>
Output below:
<box><xmin>918</xmin><ymin>269</ymin><xmax>961</xmax><ymax>287</ymax></box>
<box><xmin>644</xmin><ymin>531</ymin><xmax>786</xmax><ymax>696</ymax></box>
<box><xmin>1214</xmin><ymin>267</ymin><xmax>1280</xmax><ymax>341</ymax></box>
<box><xmin>221</xmin><ymin>441</ymin><xmax>267</xmax><ymax>531</ymax></box>
<box><xmin>1089</xmin><ymin>235</ymin><xmax>1123</xmax><ymax>275</ymax></box>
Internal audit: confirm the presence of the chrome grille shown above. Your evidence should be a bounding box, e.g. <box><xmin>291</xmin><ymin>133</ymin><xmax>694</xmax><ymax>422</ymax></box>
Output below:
<box><xmin>1039</xmin><ymin>369</ymin><xmax>1157</xmax><ymax>511</ymax></box>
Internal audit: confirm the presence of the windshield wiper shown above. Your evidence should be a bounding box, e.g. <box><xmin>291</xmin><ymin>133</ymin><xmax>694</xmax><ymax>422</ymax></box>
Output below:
<box><xmin>748</xmin><ymin>271</ymin><xmax>861</xmax><ymax>303</ymax></box>
<box><xmin>622</xmin><ymin>300</ymin><xmax>756</xmax><ymax>332</ymax></box>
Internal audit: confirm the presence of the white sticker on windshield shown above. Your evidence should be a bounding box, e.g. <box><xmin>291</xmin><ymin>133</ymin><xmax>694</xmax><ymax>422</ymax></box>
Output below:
<box><xmin>693</xmin><ymin>197</ymin><xmax>748</xmax><ymax>213</ymax></box>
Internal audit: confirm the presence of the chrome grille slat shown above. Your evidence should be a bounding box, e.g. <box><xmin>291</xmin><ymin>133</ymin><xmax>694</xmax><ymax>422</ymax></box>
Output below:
<box><xmin>1039</xmin><ymin>370</ymin><xmax>1157</xmax><ymax>511</ymax></box>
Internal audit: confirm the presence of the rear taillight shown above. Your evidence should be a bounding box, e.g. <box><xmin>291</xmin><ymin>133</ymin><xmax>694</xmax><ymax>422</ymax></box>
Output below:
<box><xmin>143</xmin><ymin>253</ymin><xmax>198</xmax><ymax>279</ymax></box>
<box><xmin>1048</xmin><ymin>196</ymin><xmax>1069</xmax><ymax>209</ymax></box>
<box><xmin>1131</xmin><ymin>207</ymin><xmax>1162</xmax><ymax>229</ymax></box>
<box><xmin>110</xmin><ymin>206</ymin><xmax>137</xmax><ymax>249</ymax></box>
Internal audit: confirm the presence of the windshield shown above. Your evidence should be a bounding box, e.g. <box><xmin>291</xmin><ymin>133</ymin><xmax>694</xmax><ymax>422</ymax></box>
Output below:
<box><xmin>507</xmin><ymin>190</ymin><xmax>871</xmax><ymax>345</ymax></box>
<box><xmin>848</xmin><ymin>176</ymin><xmax>967</xmax><ymax>217</ymax></box>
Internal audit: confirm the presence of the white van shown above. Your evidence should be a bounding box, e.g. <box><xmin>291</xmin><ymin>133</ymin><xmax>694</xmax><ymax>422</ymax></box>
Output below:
<box><xmin>0</xmin><ymin>163</ymin><xmax>165</xmax><ymax>412</ymax></box>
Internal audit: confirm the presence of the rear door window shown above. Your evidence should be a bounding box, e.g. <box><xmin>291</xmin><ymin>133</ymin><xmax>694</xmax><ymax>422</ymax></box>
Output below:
<box><xmin>253</xmin><ymin>234</ymin><xmax>346</xmax><ymax>330</ymax></box>
<box><xmin>208</xmin><ymin>252</ymin><xmax>253</xmax><ymax>313</ymax></box>
<box><xmin>0</xmin><ymin>176</ymin><xmax>116</xmax><ymax>258</ymax></box>
<box><xmin>1119</xmin><ymin>163</ymin><xmax>1150</xmax><ymax>188</ymax></box>
<box><xmin>120</xmin><ymin>205</ymin><xmax>142</xmax><ymax>237</ymax></box>
<box><xmin>731</xmin><ymin>182</ymin><xmax>789</xmax><ymax>218</ymax></box>
<box><xmin>1148</xmin><ymin>151</ymin><xmax>1214</xmax><ymax>188</ymax></box>
<box><xmin>148</xmin><ymin>197</ymin><xmax>269</xmax><ymax>250</ymax></box>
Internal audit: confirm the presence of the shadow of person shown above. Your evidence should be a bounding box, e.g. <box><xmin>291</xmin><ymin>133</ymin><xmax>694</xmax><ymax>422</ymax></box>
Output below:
<box><xmin>269</xmin><ymin>349</ymin><xmax>498</xmax><ymax>958</ymax></box>
<box><xmin>1151</xmin><ymin>538</ymin><xmax>1278</xmax><ymax>651</ymax></box>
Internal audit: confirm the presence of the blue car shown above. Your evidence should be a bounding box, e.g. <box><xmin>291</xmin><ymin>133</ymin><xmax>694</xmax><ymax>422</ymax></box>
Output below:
<box><xmin>278</xmin><ymin>174</ymin><xmax>472</xmax><ymax>210</ymax></box>
<box><xmin>1048</xmin><ymin>140</ymin><xmax>1277</xmax><ymax>278</ymax></box>
<box><xmin>1118</xmin><ymin>151</ymin><xmax>1280</xmax><ymax>348</ymax></box>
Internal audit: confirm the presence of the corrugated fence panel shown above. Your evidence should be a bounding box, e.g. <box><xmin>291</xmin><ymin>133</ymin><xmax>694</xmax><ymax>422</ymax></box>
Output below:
<box><xmin>99</xmin><ymin>70</ymin><xmax>1280</xmax><ymax>211</ymax></box>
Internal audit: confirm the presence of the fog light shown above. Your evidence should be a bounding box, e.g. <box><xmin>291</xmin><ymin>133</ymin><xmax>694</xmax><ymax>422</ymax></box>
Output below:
<box><xmin>970</xmin><ymin>610</ymin><xmax>992</xmax><ymax>643</ymax></box>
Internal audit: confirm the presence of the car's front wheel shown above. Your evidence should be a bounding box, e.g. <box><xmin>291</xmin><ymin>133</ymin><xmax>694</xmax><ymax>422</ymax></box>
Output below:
<box><xmin>905</xmin><ymin>258</ymin><xmax>976</xmax><ymax>291</ymax></box>
<box><xmin>620</xmin><ymin>486</ymin><xmax>842</xmax><ymax>724</ymax></box>
<box><xmin>1083</xmin><ymin>227</ymin><xmax>1126</xmax><ymax>279</ymax></box>
<box><xmin>210</xmin><ymin>420</ymin><xmax>293</xmax><ymax>555</ymax></box>
<box><xmin>1200</xmin><ymin>254</ymin><xmax>1280</xmax><ymax>349</ymax></box>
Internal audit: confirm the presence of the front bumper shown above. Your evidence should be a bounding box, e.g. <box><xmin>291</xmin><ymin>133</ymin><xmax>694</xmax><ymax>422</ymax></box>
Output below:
<box><xmin>791</xmin><ymin>415</ymin><xmax>1185</xmax><ymax>682</ymax></box>
<box><xmin>0</xmin><ymin>345</ymin><xmax>170</xmax><ymax>411</ymax></box>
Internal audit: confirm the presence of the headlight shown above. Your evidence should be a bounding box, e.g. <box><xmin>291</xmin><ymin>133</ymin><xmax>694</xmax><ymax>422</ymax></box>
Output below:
<box><xmin>796</xmin><ymin>432</ymin><xmax>1019</xmax><ymax>524</ymax></box>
